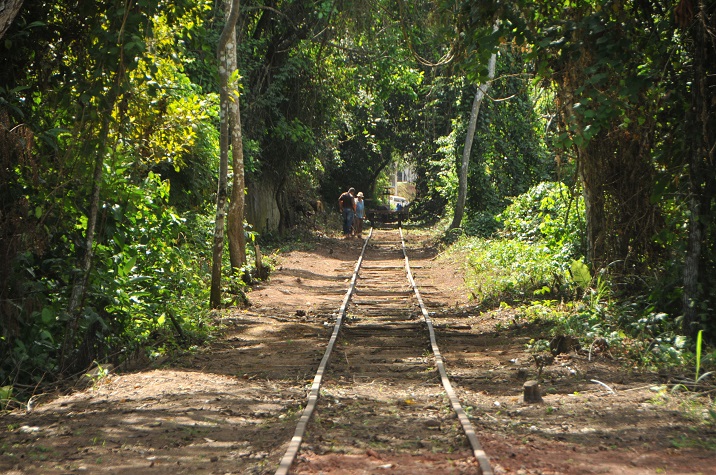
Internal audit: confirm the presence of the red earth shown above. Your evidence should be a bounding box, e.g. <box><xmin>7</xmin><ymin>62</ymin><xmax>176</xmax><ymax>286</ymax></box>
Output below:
<box><xmin>1</xmin><ymin>226</ymin><xmax>714</xmax><ymax>474</ymax></box>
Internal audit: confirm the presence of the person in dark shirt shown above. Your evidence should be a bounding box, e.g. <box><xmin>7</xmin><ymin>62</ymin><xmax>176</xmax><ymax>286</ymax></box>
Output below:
<box><xmin>338</xmin><ymin>187</ymin><xmax>356</xmax><ymax>238</ymax></box>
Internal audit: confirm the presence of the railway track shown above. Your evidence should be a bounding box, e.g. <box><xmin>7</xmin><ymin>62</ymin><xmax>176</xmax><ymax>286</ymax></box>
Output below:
<box><xmin>276</xmin><ymin>228</ymin><xmax>493</xmax><ymax>475</ymax></box>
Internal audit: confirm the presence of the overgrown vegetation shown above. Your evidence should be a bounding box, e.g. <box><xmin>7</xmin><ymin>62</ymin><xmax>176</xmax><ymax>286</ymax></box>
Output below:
<box><xmin>0</xmin><ymin>2</ymin><xmax>261</xmax><ymax>401</ymax></box>
<box><xmin>446</xmin><ymin>181</ymin><xmax>714</xmax><ymax>378</ymax></box>
<box><xmin>1</xmin><ymin>0</ymin><xmax>714</xmax><ymax>405</ymax></box>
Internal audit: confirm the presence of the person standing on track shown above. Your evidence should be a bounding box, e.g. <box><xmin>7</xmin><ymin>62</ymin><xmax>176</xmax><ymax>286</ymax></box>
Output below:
<box><xmin>338</xmin><ymin>187</ymin><xmax>356</xmax><ymax>239</ymax></box>
<box><xmin>354</xmin><ymin>192</ymin><xmax>365</xmax><ymax>237</ymax></box>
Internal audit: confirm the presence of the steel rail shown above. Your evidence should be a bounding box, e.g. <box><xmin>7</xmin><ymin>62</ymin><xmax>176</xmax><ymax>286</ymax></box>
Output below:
<box><xmin>275</xmin><ymin>227</ymin><xmax>493</xmax><ymax>474</ymax></box>
<box><xmin>399</xmin><ymin>227</ymin><xmax>494</xmax><ymax>475</ymax></box>
<box><xmin>274</xmin><ymin>228</ymin><xmax>373</xmax><ymax>475</ymax></box>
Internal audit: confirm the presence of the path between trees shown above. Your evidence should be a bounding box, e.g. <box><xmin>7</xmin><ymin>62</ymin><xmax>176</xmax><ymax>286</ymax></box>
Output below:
<box><xmin>0</xmin><ymin>229</ymin><xmax>714</xmax><ymax>474</ymax></box>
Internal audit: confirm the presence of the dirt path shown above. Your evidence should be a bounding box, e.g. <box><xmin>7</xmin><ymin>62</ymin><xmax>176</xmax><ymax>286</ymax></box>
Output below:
<box><xmin>1</xmin><ymin>227</ymin><xmax>714</xmax><ymax>474</ymax></box>
<box><xmin>290</xmin><ymin>228</ymin><xmax>481</xmax><ymax>474</ymax></box>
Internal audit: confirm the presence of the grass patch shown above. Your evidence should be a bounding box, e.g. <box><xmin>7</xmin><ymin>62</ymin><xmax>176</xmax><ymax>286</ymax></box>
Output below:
<box><xmin>670</xmin><ymin>432</ymin><xmax>716</xmax><ymax>451</ymax></box>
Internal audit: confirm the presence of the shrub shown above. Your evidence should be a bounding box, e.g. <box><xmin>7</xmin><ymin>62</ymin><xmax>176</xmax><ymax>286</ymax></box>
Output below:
<box><xmin>453</xmin><ymin>182</ymin><xmax>585</xmax><ymax>304</ymax></box>
<box><xmin>461</xmin><ymin>237</ymin><xmax>570</xmax><ymax>304</ymax></box>
<box><xmin>498</xmin><ymin>181</ymin><xmax>585</xmax><ymax>261</ymax></box>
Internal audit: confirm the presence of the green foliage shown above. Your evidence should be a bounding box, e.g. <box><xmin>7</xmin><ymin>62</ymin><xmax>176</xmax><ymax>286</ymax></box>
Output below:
<box><xmin>237</xmin><ymin>2</ymin><xmax>342</xmax><ymax>196</ymax></box>
<box><xmin>0</xmin><ymin>170</ymin><xmax>218</xmax><ymax>394</ymax></box>
<box><xmin>431</xmin><ymin>130</ymin><xmax>460</xmax><ymax>206</ymax></box>
<box><xmin>457</xmin><ymin>237</ymin><xmax>568</xmax><ymax>304</ymax></box>
<box><xmin>121</xmin><ymin>5</ymin><xmax>220</xmax><ymax>210</ymax></box>
<box><xmin>0</xmin><ymin>386</ymin><xmax>13</xmax><ymax>410</ymax></box>
<box><xmin>449</xmin><ymin>177</ymin><xmax>707</xmax><ymax>370</ymax></box>
<box><xmin>0</xmin><ymin>2</ymin><xmax>223</xmax><ymax>393</ymax></box>
<box><xmin>461</xmin><ymin>211</ymin><xmax>499</xmax><ymax>237</ymax></box>
<box><xmin>498</xmin><ymin>181</ymin><xmax>585</xmax><ymax>259</ymax></box>
<box><xmin>512</xmin><ymin>296</ymin><xmax>695</xmax><ymax>371</ymax></box>
<box><xmin>465</xmin><ymin>51</ymin><xmax>555</xmax><ymax>219</ymax></box>
<box><xmin>319</xmin><ymin>55</ymin><xmax>424</xmax><ymax>203</ymax></box>
<box><xmin>570</xmin><ymin>260</ymin><xmax>592</xmax><ymax>289</ymax></box>
<box><xmin>86</xmin><ymin>172</ymin><xmax>213</xmax><ymax>356</ymax></box>
<box><xmin>696</xmin><ymin>330</ymin><xmax>704</xmax><ymax>383</ymax></box>
<box><xmin>453</xmin><ymin>181</ymin><xmax>586</xmax><ymax>304</ymax></box>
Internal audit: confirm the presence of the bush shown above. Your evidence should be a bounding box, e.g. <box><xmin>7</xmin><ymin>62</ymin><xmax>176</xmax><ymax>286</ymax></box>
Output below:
<box><xmin>0</xmin><ymin>172</ymin><xmax>218</xmax><ymax>397</ymax></box>
<box><xmin>450</xmin><ymin>181</ymin><xmax>708</xmax><ymax>372</ymax></box>
<box><xmin>498</xmin><ymin>181</ymin><xmax>585</xmax><ymax>261</ymax></box>
<box><xmin>451</xmin><ymin>182</ymin><xmax>585</xmax><ymax>304</ymax></box>
<box><xmin>460</xmin><ymin>237</ymin><xmax>571</xmax><ymax>304</ymax></box>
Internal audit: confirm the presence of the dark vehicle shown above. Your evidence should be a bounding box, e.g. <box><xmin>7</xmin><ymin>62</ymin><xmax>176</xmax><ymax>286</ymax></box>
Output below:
<box><xmin>365</xmin><ymin>198</ymin><xmax>410</xmax><ymax>226</ymax></box>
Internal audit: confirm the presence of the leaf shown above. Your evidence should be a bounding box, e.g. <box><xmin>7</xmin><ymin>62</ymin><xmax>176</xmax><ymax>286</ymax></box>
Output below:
<box><xmin>0</xmin><ymin>386</ymin><xmax>12</xmax><ymax>405</ymax></box>
<box><xmin>41</xmin><ymin>307</ymin><xmax>54</xmax><ymax>324</ymax></box>
<box><xmin>122</xmin><ymin>256</ymin><xmax>137</xmax><ymax>277</ymax></box>
<box><xmin>583</xmin><ymin>124</ymin><xmax>598</xmax><ymax>140</ymax></box>
<box><xmin>674</xmin><ymin>335</ymin><xmax>687</xmax><ymax>349</ymax></box>
<box><xmin>570</xmin><ymin>260</ymin><xmax>591</xmax><ymax>288</ymax></box>
<box><xmin>695</xmin><ymin>329</ymin><xmax>703</xmax><ymax>382</ymax></box>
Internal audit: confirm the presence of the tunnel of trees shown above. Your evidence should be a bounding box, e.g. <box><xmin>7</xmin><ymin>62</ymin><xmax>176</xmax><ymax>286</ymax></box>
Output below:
<box><xmin>1</xmin><ymin>0</ymin><xmax>714</xmax><ymax>397</ymax></box>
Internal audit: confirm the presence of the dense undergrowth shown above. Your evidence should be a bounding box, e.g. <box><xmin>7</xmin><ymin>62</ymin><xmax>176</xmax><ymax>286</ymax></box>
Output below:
<box><xmin>0</xmin><ymin>173</ymin><xmax>269</xmax><ymax>407</ymax></box>
<box><xmin>443</xmin><ymin>182</ymin><xmax>716</xmax><ymax>385</ymax></box>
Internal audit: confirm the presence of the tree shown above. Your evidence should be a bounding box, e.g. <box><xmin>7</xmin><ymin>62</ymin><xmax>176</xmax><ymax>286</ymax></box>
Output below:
<box><xmin>0</xmin><ymin>0</ymin><xmax>23</xmax><ymax>40</ymax></box>
<box><xmin>226</xmin><ymin>2</ymin><xmax>246</xmax><ymax>271</ymax></box>
<box><xmin>464</xmin><ymin>49</ymin><xmax>554</xmax><ymax>231</ymax></box>
<box><xmin>498</xmin><ymin>2</ymin><xmax>665</xmax><ymax>273</ymax></box>
<box><xmin>210</xmin><ymin>0</ymin><xmax>241</xmax><ymax>308</ymax></box>
<box><xmin>237</xmin><ymin>0</ymin><xmax>337</xmax><ymax>234</ymax></box>
<box><xmin>61</xmin><ymin>0</ymin><xmax>156</xmax><ymax>368</ymax></box>
<box><xmin>682</xmin><ymin>0</ymin><xmax>716</xmax><ymax>337</ymax></box>
<box><xmin>450</xmin><ymin>46</ymin><xmax>496</xmax><ymax>229</ymax></box>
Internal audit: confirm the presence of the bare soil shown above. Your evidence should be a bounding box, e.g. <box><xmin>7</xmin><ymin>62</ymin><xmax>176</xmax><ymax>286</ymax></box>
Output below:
<box><xmin>1</xmin><ymin>226</ymin><xmax>714</xmax><ymax>474</ymax></box>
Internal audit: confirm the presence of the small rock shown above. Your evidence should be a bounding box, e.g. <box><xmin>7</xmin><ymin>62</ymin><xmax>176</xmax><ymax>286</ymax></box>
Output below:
<box><xmin>630</xmin><ymin>454</ymin><xmax>657</xmax><ymax>467</ymax></box>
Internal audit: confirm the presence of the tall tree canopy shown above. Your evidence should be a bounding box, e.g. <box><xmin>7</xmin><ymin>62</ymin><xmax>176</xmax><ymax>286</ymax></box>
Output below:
<box><xmin>1</xmin><ymin>0</ymin><xmax>715</xmax><ymax>394</ymax></box>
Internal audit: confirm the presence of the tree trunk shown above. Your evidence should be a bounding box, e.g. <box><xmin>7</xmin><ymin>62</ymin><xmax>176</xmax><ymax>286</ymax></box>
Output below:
<box><xmin>682</xmin><ymin>1</ymin><xmax>716</xmax><ymax>337</ymax></box>
<box><xmin>275</xmin><ymin>177</ymin><xmax>290</xmax><ymax>236</ymax></box>
<box><xmin>450</xmin><ymin>49</ymin><xmax>496</xmax><ymax>230</ymax></box>
<box><xmin>683</xmin><ymin>190</ymin><xmax>703</xmax><ymax>335</ymax></box>
<box><xmin>578</xmin><ymin>143</ymin><xmax>607</xmax><ymax>269</ymax></box>
<box><xmin>226</xmin><ymin>2</ymin><xmax>247</xmax><ymax>271</ymax></box>
<box><xmin>62</xmin><ymin>115</ymin><xmax>112</xmax><ymax>368</ymax></box>
<box><xmin>0</xmin><ymin>0</ymin><xmax>24</xmax><ymax>41</ymax></box>
<box><xmin>368</xmin><ymin>146</ymin><xmax>394</xmax><ymax>194</ymax></box>
<box><xmin>210</xmin><ymin>0</ymin><xmax>241</xmax><ymax>308</ymax></box>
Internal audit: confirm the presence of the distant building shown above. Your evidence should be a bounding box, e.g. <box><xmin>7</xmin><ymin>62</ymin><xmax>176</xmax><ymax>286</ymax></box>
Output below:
<box><xmin>391</xmin><ymin>163</ymin><xmax>416</xmax><ymax>199</ymax></box>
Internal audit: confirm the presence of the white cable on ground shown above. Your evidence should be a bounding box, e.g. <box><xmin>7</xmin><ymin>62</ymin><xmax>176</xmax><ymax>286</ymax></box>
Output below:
<box><xmin>275</xmin><ymin>229</ymin><xmax>373</xmax><ymax>475</ymax></box>
<box><xmin>400</xmin><ymin>227</ymin><xmax>494</xmax><ymax>475</ymax></box>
